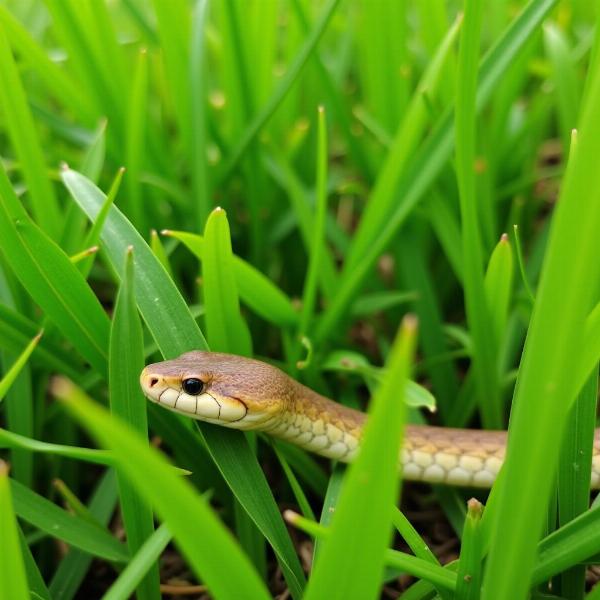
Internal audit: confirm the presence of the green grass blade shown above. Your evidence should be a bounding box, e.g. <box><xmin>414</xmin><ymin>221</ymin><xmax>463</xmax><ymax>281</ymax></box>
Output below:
<box><xmin>150</xmin><ymin>229</ymin><xmax>173</xmax><ymax>277</ymax></box>
<box><xmin>482</xmin><ymin>29</ymin><xmax>600</xmax><ymax>600</ymax></box>
<box><xmin>287</xmin><ymin>511</ymin><xmax>457</xmax><ymax>592</ymax></box>
<box><xmin>52</xmin><ymin>378</ymin><xmax>271</xmax><ymax>600</ymax></box>
<box><xmin>0</xmin><ymin>24</ymin><xmax>61</xmax><ymax>240</ymax></box>
<box><xmin>165</xmin><ymin>229</ymin><xmax>299</xmax><ymax>327</ymax></box>
<box><xmin>315</xmin><ymin>0</ymin><xmax>558</xmax><ymax>343</ymax></box>
<box><xmin>455</xmin><ymin>0</ymin><xmax>500</xmax><ymax>430</ymax></box>
<box><xmin>0</xmin><ymin>330</ymin><xmax>41</xmax><ymax>401</ymax></box>
<box><xmin>304</xmin><ymin>315</ymin><xmax>417</xmax><ymax>600</ymax></box>
<box><xmin>43</xmin><ymin>0</ymin><xmax>123</xmax><ymax>138</ymax></box>
<box><xmin>557</xmin><ymin>370</ymin><xmax>598</xmax><ymax>600</ymax></box>
<box><xmin>272</xmin><ymin>443</ymin><xmax>315</xmax><ymax>521</ymax></box>
<box><xmin>391</xmin><ymin>508</ymin><xmax>452</xmax><ymax>600</ymax></box>
<box><xmin>0</xmin><ymin>5</ymin><xmax>96</xmax><ymax>123</ymax></box>
<box><xmin>125</xmin><ymin>48</ymin><xmax>149</xmax><ymax>232</ymax></box>
<box><xmin>61</xmin><ymin>168</ymin><xmax>208</xmax><ymax>357</ymax></box>
<box><xmin>455</xmin><ymin>499</ymin><xmax>483</xmax><ymax>599</ymax></box>
<box><xmin>299</xmin><ymin>106</ymin><xmax>328</xmax><ymax>338</ymax></box>
<box><xmin>544</xmin><ymin>22</ymin><xmax>581</xmax><ymax>151</ymax></box>
<box><xmin>216</xmin><ymin>0</ymin><xmax>341</xmax><ymax>182</ymax></box>
<box><xmin>189</xmin><ymin>0</ymin><xmax>211</xmax><ymax>227</ymax></box>
<box><xmin>577</xmin><ymin>302</ymin><xmax>600</xmax><ymax>389</ymax></box>
<box><xmin>0</xmin><ymin>305</ymin><xmax>80</xmax><ymax>378</ymax></box>
<box><xmin>484</xmin><ymin>234</ymin><xmax>514</xmax><ymax>352</ymax></box>
<box><xmin>203</xmin><ymin>207</ymin><xmax>252</xmax><ymax>355</ymax></box>
<box><xmin>0</xmin><ymin>166</ymin><xmax>110</xmax><ymax>376</ymax></box>
<box><xmin>532</xmin><ymin>504</ymin><xmax>600</xmax><ymax>586</ymax></box>
<box><xmin>79</xmin><ymin>166</ymin><xmax>125</xmax><ymax>279</ymax></box>
<box><xmin>198</xmin><ymin>424</ymin><xmax>307</xmax><ymax>598</ymax></box>
<box><xmin>0</xmin><ymin>461</ymin><xmax>29</xmax><ymax>599</ymax></box>
<box><xmin>344</xmin><ymin>12</ymin><xmax>462</xmax><ymax>273</ymax></box>
<box><xmin>49</xmin><ymin>470</ymin><xmax>118</xmax><ymax>600</ymax></box>
<box><xmin>110</xmin><ymin>249</ymin><xmax>160</xmax><ymax>600</ymax></box>
<box><xmin>10</xmin><ymin>477</ymin><xmax>128</xmax><ymax>562</ymax></box>
<box><xmin>0</xmin><ymin>428</ymin><xmax>112</xmax><ymax>465</ymax></box>
<box><xmin>18</xmin><ymin>525</ymin><xmax>51</xmax><ymax>600</ymax></box>
<box><xmin>151</xmin><ymin>0</ymin><xmax>192</xmax><ymax>158</ymax></box>
<box><xmin>103</xmin><ymin>523</ymin><xmax>173</xmax><ymax>600</ymax></box>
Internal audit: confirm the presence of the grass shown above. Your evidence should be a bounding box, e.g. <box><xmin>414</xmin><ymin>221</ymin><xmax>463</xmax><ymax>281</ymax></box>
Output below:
<box><xmin>0</xmin><ymin>1</ymin><xmax>599</xmax><ymax>598</ymax></box>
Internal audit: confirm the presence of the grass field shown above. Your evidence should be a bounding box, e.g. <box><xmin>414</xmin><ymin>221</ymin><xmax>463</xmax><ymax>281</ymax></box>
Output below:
<box><xmin>1</xmin><ymin>1</ymin><xmax>600</xmax><ymax>598</ymax></box>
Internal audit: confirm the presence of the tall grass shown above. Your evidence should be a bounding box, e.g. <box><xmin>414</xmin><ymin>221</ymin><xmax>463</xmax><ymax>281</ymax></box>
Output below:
<box><xmin>0</xmin><ymin>1</ymin><xmax>599</xmax><ymax>598</ymax></box>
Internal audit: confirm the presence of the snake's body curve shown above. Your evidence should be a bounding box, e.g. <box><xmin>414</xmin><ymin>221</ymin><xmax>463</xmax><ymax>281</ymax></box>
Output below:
<box><xmin>140</xmin><ymin>351</ymin><xmax>600</xmax><ymax>489</ymax></box>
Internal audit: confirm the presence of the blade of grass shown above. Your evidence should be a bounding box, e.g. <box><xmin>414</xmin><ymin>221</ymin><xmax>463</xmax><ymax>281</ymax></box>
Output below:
<box><xmin>484</xmin><ymin>234</ymin><xmax>514</xmax><ymax>352</ymax></box>
<box><xmin>109</xmin><ymin>249</ymin><xmax>159</xmax><ymax>600</ymax></box>
<box><xmin>189</xmin><ymin>0</ymin><xmax>211</xmax><ymax>228</ymax></box>
<box><xmin>315</xmin><ymin>0</ymin><xmax>558</xmax><ymax>344</ymax></box>
<box><xmin>18</xmin><ymin>525</ymin><xmax>51</xmax><ymax>600</ymax></box>
<box><xmin>0</xmin><ymin>25</ymin><xmax>61</xmax><ymax>239</ymax></box>
<box><xmin>202</xmin><ymin>207</ymin><xmax>252</xmax><ymax>355</ymax></box>
<box><xmin>455</xmin><ymin>0</ymin><xmax>501</xmax><ymax>430</ymax></box>
<box><xmin>272</xmin><ymin>442</ymin><xmax>315</xmax><ymax>521</ymax></box>
<box><xmin>544</xmin><ymin>23</ymin><xmax>581</xmax><ymax>151</ymax></box>
<box><xmin>344</xmin><ymin>12</ymin><xmax>463</xmax><ymax>273</ymax></box>
<box><xmin>61</xmin><ymin>167</ymin><xmax>207</xmax><ymax>357</ymax></box>
<box><xmin>0</xmin><ymin>461</ymin><xmax>29</xmax><ymax>599</ymax></box>
<box><xmin>0</xmin><ymin>165</ymin><xmax>110</xmax><ymax>377</ymax></box>
<box><xmin>288</xmin><ymin>0</ymin><xmax>371</xmax><ymax>178</ymax></box>
<box><xmin>0</xmin><ymin>330</ymin><xmax>42</xmax><ymax>401</ymax></box>
<box><xmin>125</xmin><ymin>48</ymin><xmax>149</xmax><ymax>232</ymax></box>
<box><xmin>532</xmin><ymin>503</ymin><xmax>600</xmax><ymax>586</ymax></box>
<box><xmin>0</xmin><ymin>304</ymin><xmax>81</xmax><ymax>379</ymax></box>
<box><xmin>455</xmin><ymin>499</ymin><xmax>484</xmax><ymax>599</ymax></box>
<box><xmin>576</xmin><ymin>302</ymin><xmax>600</xmax><ymax>390</ymax></box>
<box><xmin>10</xmin><ymin>478</ymin><xmax>128</xmax><ymax>562</ymax></box>
<box><xmin>557</xmin><ymin>370</ymin><xmax>598</xmax><ymax>600</ymax></box>
<box><xmin>52</xmin><ymin>378</ymin><xmax>271</xmax><ymax>600</ymax></box>
<box><xmin>216</xmin><ymin>0</ymin><xmax>341</xmax><ymax>182</ymax></box>
<box><xmin>79</xmin><ymin>166</ymin><xmax>125</xmax><ymax>279</ymax></box>
<box><xmin>198</xmin><ymin>423</ymin><xmax>307</xmax><ymax>597</ymax></box>
<box><xmin>391</xmin><ymin>507</ymin><xmax>452</xmax><ymax>600</ymax></box>
<box><xmin>0</xmin><ymin>5</ymin><xmax>96</xmax><ymax>123</ymax></box>
<box><xmin>287</xmin><ymin>510</ymin><xmax>457</xmax><ymax>592</ymax></box>
<box><xmin>303</xmin><ymin>315</ymin><xmax>417</xmax><ymax>600</ymax></box>
<box><xmin>0</xmin><ymin>428</ymin><xmax>112</xmax><ymax>465</ymax></box>
<box><xmin>149</xmin><ymin>229</ymin><xmax>173</xmax><ymax>277</ymax></box>
<box><xmin>49</xmin><ymin>469</ymin><xmax>118</xmax><ymax>600</ymax></box>
<box><xmin>151</xmin><ymin>0</ymin><xmax>192</xmax><ymax>161</ymax></box>
<box><xmin>482</xmin><ymin>28</ymin><xmax>600</xmax><ymax>599</ymax></box>
<box><xmin>103</xmin><ymin>523</ymin><xmax>173</xmax><ymax>600</ymax></box>
<box><xmin>298</xmin><ymin>106</ymin><xmax>328</xmax><ymax>342</ymax></box>
<box><xmin>164</xmin><ymin>229</ymin><xmax>299</xmax><ymax>328</ymax></box>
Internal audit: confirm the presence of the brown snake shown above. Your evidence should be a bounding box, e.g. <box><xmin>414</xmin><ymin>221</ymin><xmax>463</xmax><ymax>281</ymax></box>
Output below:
<box><xmin>140</xmin><ymin>351</ymin><xmax>600</xmax><ymax>488</ymax></box>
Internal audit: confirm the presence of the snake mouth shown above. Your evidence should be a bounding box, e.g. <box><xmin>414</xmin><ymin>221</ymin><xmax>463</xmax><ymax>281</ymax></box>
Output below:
<box><xmin>140</xmin><ymin>368</ymin><xmax>248</xmax><ymax>425</ymax></box>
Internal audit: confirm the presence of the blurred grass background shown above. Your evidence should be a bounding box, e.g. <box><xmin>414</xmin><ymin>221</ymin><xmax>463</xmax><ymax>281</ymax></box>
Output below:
<box><xmin>0</xmin><ymin>0</ymin><xmax>599</xmax><ymax>598</ymax></box>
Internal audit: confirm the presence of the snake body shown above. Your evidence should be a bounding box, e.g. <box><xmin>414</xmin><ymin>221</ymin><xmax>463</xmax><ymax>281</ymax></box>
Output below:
<box><xmin>140</xmin><ymin>351</ymin><xmax>600</xmax><ymax>489</ymax></box>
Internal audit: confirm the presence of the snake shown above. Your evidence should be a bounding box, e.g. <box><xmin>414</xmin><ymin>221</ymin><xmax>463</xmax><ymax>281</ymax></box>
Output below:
<box><xmin>140</xmin><ymin>351</ymin><xmax>600</xmax><ymax>489</ymax></box>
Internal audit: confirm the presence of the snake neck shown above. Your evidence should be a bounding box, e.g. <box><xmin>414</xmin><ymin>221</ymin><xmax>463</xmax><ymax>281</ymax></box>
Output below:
<box><xmin>259</xmin><ymin>381</ymin><xmax>366</xmax><ymax>462</ymax></box>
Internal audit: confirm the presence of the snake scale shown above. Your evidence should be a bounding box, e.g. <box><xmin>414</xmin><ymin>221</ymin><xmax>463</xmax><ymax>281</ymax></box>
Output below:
<box><xmin>140</xmin><ymin>351</ymin><xmax>600</xmax><ymax>489</ymax></box>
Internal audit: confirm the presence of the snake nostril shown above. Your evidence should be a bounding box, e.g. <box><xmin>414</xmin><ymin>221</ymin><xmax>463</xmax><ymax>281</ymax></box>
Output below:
<box><xmin>149</xmin><ymin>378</ymin><xmax>159</xmax><ymax>388</ymax></box>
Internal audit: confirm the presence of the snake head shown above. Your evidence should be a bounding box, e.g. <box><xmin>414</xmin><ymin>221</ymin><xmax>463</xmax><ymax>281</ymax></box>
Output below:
<box><xmin>140</xmin><ymin>351</ymin><xmax>291</xmax><ymax>430</ymax></box>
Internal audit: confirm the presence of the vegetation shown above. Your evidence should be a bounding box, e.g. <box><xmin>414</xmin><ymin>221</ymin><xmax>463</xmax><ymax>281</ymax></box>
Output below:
<box><xmin>0</xmin><ymin>1</ymin><xmax>599</xmax><ymax>598</ymax></box>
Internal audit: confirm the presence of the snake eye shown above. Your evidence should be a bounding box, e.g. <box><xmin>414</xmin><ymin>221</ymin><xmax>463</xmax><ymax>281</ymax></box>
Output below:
<box><xmin>182</xmin><ymin>378</ymin><xmax>204</xmax><ymax>395</ymax></box>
